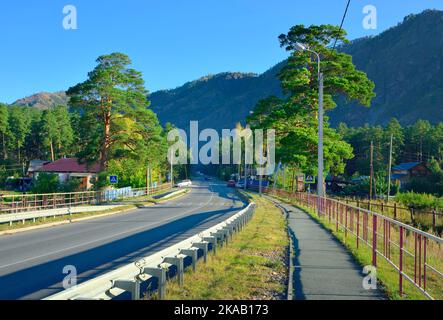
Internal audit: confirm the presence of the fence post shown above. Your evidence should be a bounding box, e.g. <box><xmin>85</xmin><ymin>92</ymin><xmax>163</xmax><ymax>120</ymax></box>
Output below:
<box><xmin>432</xmin><ymin>209</ymin><xmax>436</xmax><ymax>230</ymax></box>
<box><xmin>394</xmin><ymin>203</ymin><xmax>397</xmax><ymax>220</ymax></box>
<box><xmin>399</xmin><ymin>226</ymin><xmax>404</xmax><ymax>296</ymax></box>
<box><xmin>372</xmin><ymin>215</ymin><xmax>377</xmax><ymax>267</ymax></box>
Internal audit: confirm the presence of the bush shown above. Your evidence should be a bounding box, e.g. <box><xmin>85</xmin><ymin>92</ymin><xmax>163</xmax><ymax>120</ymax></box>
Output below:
<box><xmin>31</xmin><ymin>173</ymin><xmax>60</xmax><ymax>194</ymax></box>
<box><xmin>58</xmin><ymin>178</ymin><xmax>81</xmax><ymax>193</ymax></box>
<box><xmin>90</xmin><ymin>172</ymin><xmax>110</xmax><ymax>191</ymax></box>
<box><xmin>396</xmin><ymin>191</ymin><xmax>442</xmax><ymax>210</ymax></box>
<box><xmin>406</xmin><ymin>171</ymin><xmax>443</xmax><ymax>197</ymax></box>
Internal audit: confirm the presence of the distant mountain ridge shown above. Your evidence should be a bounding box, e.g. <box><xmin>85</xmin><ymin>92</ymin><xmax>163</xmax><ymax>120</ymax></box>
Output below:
<box><xmin>328</xmin><ymin>9</ymin><xmax>443</xmax><ymax>126</ymax></box>
<box><xmin>150</xmin><ymin>9</ymin><xmax>443</xmax><ymax>129</ymax></box>
<box><xmin>10</xmin><ymin>10</ymin><xmax>443</xmax><ymax>129</ymax></box>
<box><xmin>12</xmin><ymin>91</ymin><xmax>68</xmax><ymax>110</ymax></box>
<box><xmin>149</xmin><ymin>68</ymin><xmax>283</xmax><ymax>131</ymax></box>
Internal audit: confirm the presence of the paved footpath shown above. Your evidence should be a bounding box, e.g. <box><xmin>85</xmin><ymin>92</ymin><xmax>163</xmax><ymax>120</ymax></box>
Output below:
<box><xmin>268</xmin><ymin>197</ymin><xmax>386</xmax><ymax>300</ymax></box>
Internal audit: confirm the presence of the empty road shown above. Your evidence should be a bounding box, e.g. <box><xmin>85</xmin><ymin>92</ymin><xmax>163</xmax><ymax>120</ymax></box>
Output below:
<box><xmin>0</xmin><ymin>179</ymin><xmax>245</xmax><ymax>299</ymax></box>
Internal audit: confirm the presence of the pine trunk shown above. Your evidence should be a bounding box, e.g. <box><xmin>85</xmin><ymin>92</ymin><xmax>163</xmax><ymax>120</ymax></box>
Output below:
<box><xmin>50</xmin><ymin>140</ymin><xmax>55</xmax><ymax>162</ymax></box>
<box><xmin>2</xmin><ymin>133</ymin><xmax>7</xmax><ymax>160</ymax></box>
<box><xmin>100</xmin><ymin>110</ymin><xmax>111</xmax><ymax>171</ymax></box>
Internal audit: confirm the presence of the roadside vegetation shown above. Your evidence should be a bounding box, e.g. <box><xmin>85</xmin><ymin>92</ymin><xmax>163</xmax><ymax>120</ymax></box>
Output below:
<box><xmin>0</xmin><ymin>53</ymin><xmax>190</xmax><ymax>196</ymax></box>
<box><xmin>163</xmin><ymin>193</ymin><xmax>288</xmax><ymax>300</ymax></box>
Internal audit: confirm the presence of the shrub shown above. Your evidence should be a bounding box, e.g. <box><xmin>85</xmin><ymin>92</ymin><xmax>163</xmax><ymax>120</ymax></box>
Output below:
<box><xmin>31</xmin><ymin>173</ymin><xmax>60</xmax><ymax>194</ymax></box>
<box><xmin>90</xmin><ymin>171</ymin><xmax>110</xmax><ymax>191</ymax></box>
<box><xmin>58</xmin><ymin>178</ymin><xmax>81</xmax><ymax>193</ymax></box>
<box><xmin>396</xmin><ymin>191</ymin><xmax>441</xmax><ymax>210</ymax></box>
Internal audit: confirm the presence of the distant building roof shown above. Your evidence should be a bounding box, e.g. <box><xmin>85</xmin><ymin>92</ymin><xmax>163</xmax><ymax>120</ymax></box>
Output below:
<box><xmin>392</xmin><ymin>162</ymin><xmax>421</xmax><ymax>171</ymax></box>
<box><xmin>38</xmin><ymin>158</ymin><xmax>100</xmax><ymax>174</ymax></box>
<box><xmin>28</xmin><ymin>160</ymin><xmax>50</xmax><ymax>172</ymax></box>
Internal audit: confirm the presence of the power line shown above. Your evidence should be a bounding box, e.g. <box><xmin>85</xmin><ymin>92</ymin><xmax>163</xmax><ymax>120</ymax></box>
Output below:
<box><xmin>332</xmin><ymin>0</ymin><xmax>351</xmax><ymax>50</ymax></box>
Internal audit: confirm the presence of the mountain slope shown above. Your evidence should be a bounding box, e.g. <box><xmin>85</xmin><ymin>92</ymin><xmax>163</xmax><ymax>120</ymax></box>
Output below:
<box><xmin>328</xmin><ymin>9</ymin><xmax>443</xmax><ymax>126</ymax></box>
<box><xmin>151</xmin><ymin>9</ymin><xmax>443</xmax><ymax>129</ymax></box>
<box><xmin>12</xmin><ymin>91</ymin><xmax>68</xmax><ymax>110</ymax></box>
<box><xmin>12</xmin><ymin>10</ymin><xmax>443</xmax><ymax>129</ymax></box>
<box><xmin>150</xmin><ymin>66</ymin><xmax>284</xmax><ymax>131</ymax></box>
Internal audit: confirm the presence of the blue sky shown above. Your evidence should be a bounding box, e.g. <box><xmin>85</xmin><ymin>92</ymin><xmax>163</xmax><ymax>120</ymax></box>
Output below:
<box><xmin>1</xmin><ymin>0</ymin><xmax>442</xmax><ymax>103</ymax></box>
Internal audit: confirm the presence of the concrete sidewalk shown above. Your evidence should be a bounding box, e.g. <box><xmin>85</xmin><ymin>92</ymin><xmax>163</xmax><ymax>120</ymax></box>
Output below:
<box><xmin>269</xmin><ymin>197</ymin><xmax>386</xmax><ymax>300</ymax></box>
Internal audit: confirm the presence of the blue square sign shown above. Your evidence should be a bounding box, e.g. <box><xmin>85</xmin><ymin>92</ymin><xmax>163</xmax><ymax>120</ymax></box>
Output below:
<box><xmin>109</xmin><ymin>175</ymin><xmax>118</xmax><ymax>184</ymax></box>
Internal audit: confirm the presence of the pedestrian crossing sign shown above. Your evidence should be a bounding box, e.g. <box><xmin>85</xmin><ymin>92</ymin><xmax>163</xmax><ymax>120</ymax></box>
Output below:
<box><xmin>109</xmin><ymin>175</ymin><xmax>118</xmax><ymax>184</ymax></box>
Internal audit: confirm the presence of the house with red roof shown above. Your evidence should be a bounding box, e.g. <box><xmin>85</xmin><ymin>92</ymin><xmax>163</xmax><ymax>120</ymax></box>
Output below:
<box><xmin>36</xmin><ymin>158</ymin><xmax>101</xmax><ymax>190</ymax></box>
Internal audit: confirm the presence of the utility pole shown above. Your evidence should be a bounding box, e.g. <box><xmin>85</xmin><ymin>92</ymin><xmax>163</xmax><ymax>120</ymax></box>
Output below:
<box><xmin>317</xmin><ymin>72</ymin><xmax>325</xmax><ymax>198</ymax></box>
<box><xmin>259</xmin><ymin>151</ymin><xmax>263</xmax><ymax>196</ymax></box>
<box><xmin>146</xmin><ymin>165</ymin><xmax>149</xmax><ymax>195</ymax></box>
<box><xmin>170</xmin><ymin>149</ymin><xmax>174</xmax><ymax>187</ymax></box>
<box><xmin>369</xmin><ymin>141</ymin><xmax>374</xmax><ymax>200</ymax></box>
<box><xmin>282</xmin><ymin>165</ymin><xmax>286</xmax><ymax>191</ymax></box>
<box><xmin>244</xmin><ymin>162</ymin><xmax>247</xmax><ymax>191</ymax></box>
<box><xmin>387</xmin><ymin>134</ymin><xmax>393</xmax><ymax>202</ymax></box>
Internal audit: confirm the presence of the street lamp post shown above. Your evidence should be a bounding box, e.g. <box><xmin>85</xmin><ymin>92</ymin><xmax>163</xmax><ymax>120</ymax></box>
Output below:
<box><xmin>294</xmin><ymin>42</ymin><xmax>325</xmax><ymax>201</ymax></box>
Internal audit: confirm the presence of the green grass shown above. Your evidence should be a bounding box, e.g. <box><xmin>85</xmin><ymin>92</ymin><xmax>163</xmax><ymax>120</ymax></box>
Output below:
<box><xmin>161</xmin><ymin>193</ymin><xmax>289</xmax><ymax>300</ymax></box>
<box><xmin>273</xmin><ymin>194</ymin><xmax>443</xmax><ymax>300</ymax></box>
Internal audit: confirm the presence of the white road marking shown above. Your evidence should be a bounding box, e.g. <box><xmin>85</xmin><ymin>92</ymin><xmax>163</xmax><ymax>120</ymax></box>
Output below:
<box><xmin>0</xmin><ymin>187</ymin><xmax>217</xmax><ymax>270</ymax></box>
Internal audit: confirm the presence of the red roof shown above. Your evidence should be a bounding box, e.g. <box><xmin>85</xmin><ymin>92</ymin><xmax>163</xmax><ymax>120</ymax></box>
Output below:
<box><xmin>38</xmin><ymin>158</ymin><xmax>100</xmax><ymax>173</ymax></box>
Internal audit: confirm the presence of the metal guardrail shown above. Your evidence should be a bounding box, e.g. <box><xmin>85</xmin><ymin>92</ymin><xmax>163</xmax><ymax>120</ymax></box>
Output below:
<box><xmin>0</xmin><ymin>186</ymin><xmax>184</xmax><ymax>226</ymax></box>
<box><xmin>267</xmin><ymin>189</ymin><xmax>443</xmax><ymax>300</ymax></box>
<box><xmin>44</xmin><ymin>202</ymin><xmax>256</xmax><ymax>300</ymax></box>
<box><xmin>0</xmin><ymin>183</ymin><xmax>172</xmax><ymax>215</ymax></box>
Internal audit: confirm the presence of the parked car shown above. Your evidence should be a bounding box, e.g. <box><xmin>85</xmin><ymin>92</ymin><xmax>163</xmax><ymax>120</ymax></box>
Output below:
<box><xmin>176</xmin><ymin>179</ymin><xmax>192</xmax><ymax>188</ymax></box>
<box><xmin>227</xmin><ymin>180</ymin><xmax>236</xmax><ymax>188</ymax></box>
<box><xmin>236</xmin><ymin>180</ymin><xmax>245</xmax><ymax>188</ymax></box>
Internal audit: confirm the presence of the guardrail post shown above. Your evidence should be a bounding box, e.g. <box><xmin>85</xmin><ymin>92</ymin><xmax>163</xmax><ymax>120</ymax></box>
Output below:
<box><xmin>142</xmin><ymin>267</ymin><xmax>166</xmax><ymax>300</ymax></box>
<box><xmin>164</xmin><ymin>256</ymin><xmax>184</xmax><ymax>287</ymax></box>
<box><xmin>203</xmin><ymin>236</ymin><xmax>217</xmax><ymax>254</ymax></box>
<box><xmin>113</xmin><ymin>279</ymin><xmax>141</xmax><ymax>300</ymax></box>
<box><xmin>193</xmin><ymin>242</ymin><xmax>209</xmax><ymax>263</ymax></box>
<box><xmin>180</xmin><ymin>248</ymin><xmax>199</xmax><ymax>272</ymax></box>
<box><xmin>211</xmin><ymin>229</ymin><xmax>228</xmax><ymax>246</ymax></box>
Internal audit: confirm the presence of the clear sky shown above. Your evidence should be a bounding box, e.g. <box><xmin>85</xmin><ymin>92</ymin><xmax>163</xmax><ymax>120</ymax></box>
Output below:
<box><xmin>1</xmin><ymin>0</ymin><xmax>442</xmax><ymax>103</ymax></box>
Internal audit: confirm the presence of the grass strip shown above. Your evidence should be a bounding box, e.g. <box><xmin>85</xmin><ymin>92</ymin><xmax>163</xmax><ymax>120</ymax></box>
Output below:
<box><xmin>163</xmin><ymin>193</ymin><xmax>289</xmax><ymax>300</ymax></box>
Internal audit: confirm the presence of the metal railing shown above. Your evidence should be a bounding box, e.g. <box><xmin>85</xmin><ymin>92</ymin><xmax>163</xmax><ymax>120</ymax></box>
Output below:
<box><xmin>0</xmin><ymin>183</ymin><xmax>173</xmax><ymax>215</ymax></box>
<box><xmin>266</xmin><ymin>188</ymin><xmax>443</xmax><ymax>300</ymax></box>
<box><xmin>333</xmin><ymin>196</ymin><xmax>443</xmax><ymax>231</ymax></box>
<box><xmin>44</xmin><ymin>202</ymin><xmax>255</xmax><ymax>300</ymax></box>
<box><xmin>0</xmin><ymin>188</ymin><xmax>188</xmax><ymax>226</ymax></box>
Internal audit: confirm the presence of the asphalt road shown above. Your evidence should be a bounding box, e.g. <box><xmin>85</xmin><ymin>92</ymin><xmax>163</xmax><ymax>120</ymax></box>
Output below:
<box><xmin>0</xmin><ymin>179</ymin><xmax>245</xmax><ymax>300</ymax></box>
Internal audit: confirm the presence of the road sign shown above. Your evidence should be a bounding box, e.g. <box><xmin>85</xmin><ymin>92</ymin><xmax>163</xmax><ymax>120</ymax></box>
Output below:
<box><xmin>109</xmin><ymin>175</ymin><xmax>118</xmax><ymax>184</ymax></box>
<box><xmin>305</xmin><ymin>175</ymin><xmax>316</xmax><ymax>184</ymax></box>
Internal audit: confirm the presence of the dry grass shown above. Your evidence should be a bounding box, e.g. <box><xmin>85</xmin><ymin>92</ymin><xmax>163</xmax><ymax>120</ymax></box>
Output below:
<box><xmin>163</xmin><ymin>193</ymin><xmax>289</xmax><ymax>300</ymax></box>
